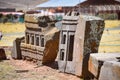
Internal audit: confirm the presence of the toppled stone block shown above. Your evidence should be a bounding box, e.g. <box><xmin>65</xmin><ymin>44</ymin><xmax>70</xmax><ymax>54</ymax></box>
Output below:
<box><xmin>99</xmin><ymin>61</ymin><xmax>120</xmax><ymax>80</ymax></box>
<box><xmin>89</xmin><ymin>53</ymin><xmax>120</xmax><ymax>79</ymax></box>
<box><xmin>0</xmin><ymin>48</ymin><xmax>6</xmax><ymax>60</ymax></box>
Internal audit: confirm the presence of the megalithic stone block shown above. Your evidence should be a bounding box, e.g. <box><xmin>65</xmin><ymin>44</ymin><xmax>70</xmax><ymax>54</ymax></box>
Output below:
<box><xmin>58</xmin><ymin>16</ymin><xmax>79</xmax><ymax>74</ymax></box>
<box><xmin>73</xmin><ymin>15</ymin><xmax>105</xmax><ymax>78</ymax></box>
<box><xmin>58</xmin><ymin>14</ymin><xmax>105</xmax><ymax>78</ymax></box>
<box><xmin>20</xmin><ymin>12</ymin><xmax>60</xmax><ymax>65</ymax></box>
<box><xmin>89</xmin><ymin>53</ymin><xmax>120</xmax><ymax>79</ymax></box>
<box><xmin>99</xmin><ymin>61</ymin><xmax>120</xmax><ymax>80</ymax></box>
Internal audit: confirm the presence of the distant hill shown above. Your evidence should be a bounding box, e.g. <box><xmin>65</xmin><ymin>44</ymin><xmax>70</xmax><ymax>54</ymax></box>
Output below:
<box><xmin>0</xmin><ymin>0</ymin><xmax>48</xmax><ymax>11</ymax></box>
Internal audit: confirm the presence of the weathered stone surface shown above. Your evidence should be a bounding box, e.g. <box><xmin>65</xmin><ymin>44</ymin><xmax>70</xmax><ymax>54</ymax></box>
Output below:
<box><xmin>58</xmin><ymin>14</ymin><xmax>104</xmax><ymax>79</ymax></box>
<box><xmin>20</xmin><ymin>12</ymin><xmax>60</xmax><ymax>65</ymax></box>
<box><xmin>25</xmin><ymin>14</ymin><xmax>39</xmax><ymax>23</ymax></box>
<box><xmin>89</xmin><ymin>53</ymin><xmax>120</xmax><ymax>79</ymax></box>
<box><xmin>0</xmin><ymin>48</ymin><xmax>6</xmax><ymax>60</ymax></box>
<box><xmin>74</xmin><ymin>15</ymin><xmax>104</xmax><ymax>78</ymax></box>
<box><xmin>99</xmin><ymin>61</ymin><xmax>120</xmax><ymax>80</ymax></box>
<box><xmin>42</xmin><ymin>31</ymin><xmax>60</xmax><ymax>64</ymax></box>
<box><xmin>58</xmin><ymin>15</ymin><xmax>78</xmax><ymax>74</ymax></box>
<box><xmin>25</xmin><ymin>22</ymin><xmax>41</xmax><ymax>29</ymax></box>
<box><xmin>21</xmin><ymin>20</ymin><xmax>59</xmax><ymax>64</ymax></box>
<box><xmin>11</xmin><ymin>37</ymin><xmax>24</xmax><ymax>59</ymax></box>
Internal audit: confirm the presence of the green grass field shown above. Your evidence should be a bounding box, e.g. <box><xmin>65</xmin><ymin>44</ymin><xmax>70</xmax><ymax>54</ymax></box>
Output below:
<box><xmin>0</xmin><ymin>20</ymin><xmax>120</xmax><ymax>53</ymax></box>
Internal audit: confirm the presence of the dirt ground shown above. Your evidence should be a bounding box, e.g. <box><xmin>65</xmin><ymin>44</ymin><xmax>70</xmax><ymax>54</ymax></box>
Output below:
<box><xmin>0</xmin><ymin>50</ymin><xmax>82</xmax><ymax>80</ymax></box>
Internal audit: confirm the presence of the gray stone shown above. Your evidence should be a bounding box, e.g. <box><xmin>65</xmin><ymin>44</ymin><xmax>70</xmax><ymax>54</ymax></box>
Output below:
<box><xmin>58</xmin><ymin>15</ymin><xmax>78</xmax><ymax>74</ymax></box>
<box><xmin>74</xmin><ymin>15</ymin><xmax>104</xmax><ymax>78</ymax></box>
<box><xmin>20</xmin><ymin>13</ymin><xmax>60</xmax><ymax>65</ymax></box>
<box><xmin>99</xmin><ymin>61</ymin><xmax>120</xmax><ymax>80</ymax></box>
<box><xmin>11</xmin><ymin>37</ymin><xmax>24</xmax><ymax>59</ymax></box>
<box><xmin>89</xmin><ymin>53</ymin><xmax>120</xmax><ymax>79</ymax></box>
<box><xmin>57</xmin><ymin>14</ymin><xmax>104</xmax><ymax>79</ymax></box>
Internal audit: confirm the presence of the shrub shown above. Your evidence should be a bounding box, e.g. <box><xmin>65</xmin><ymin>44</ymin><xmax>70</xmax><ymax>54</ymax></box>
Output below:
<box><xmin>3</xmin><ymin>17</ymin><xmax>8</xmax><ymax>24</ymax></box>
<box><xmin>0</xmin><ymin>14</ymin><xmax>3</xmax><ymax>18</ymax></box>
<box><xmin>98</xmin><ymin>13</ymin><xmax>118</xmax><ymax>20</ymax></box>
<box><xmin>6</xmin><ymin>14</ymin><xmax>13</xmax><ymax>19</ymax></box>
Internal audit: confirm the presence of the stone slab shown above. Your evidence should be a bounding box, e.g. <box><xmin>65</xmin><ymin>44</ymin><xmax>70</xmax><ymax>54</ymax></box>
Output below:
<box><xmin>89</xmin><ymin>53</ymin><xmax>120</xmax><ymax>79</ymax></box>
<box><xmin>99</xmin><ymin>61</ymin><xmax>120</xmax><ymax>80</ymax></box>
<box><xmin>74</xmin><ymin>15</ymin><xmax>104</xmax><ymax>78</ymax></box>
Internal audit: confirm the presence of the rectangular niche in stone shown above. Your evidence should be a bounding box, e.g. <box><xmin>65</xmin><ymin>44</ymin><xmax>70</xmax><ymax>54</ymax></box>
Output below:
<box><xmin>31</xmin><ymin>34</ymin><xmax>34</xmax><ymax>45</ymax></box>
<box><xmin>40</xmin><ymin>35</ymin><xmax>44</xmax><ymax>47</ymax></box>
<box><xmin>58</xmin><ymin>15</ymin><xmax>105</xmax><ymax>78</ymax></box>
<box><xmin>58</xmin><ymin>16</ymin><xmax>78</xmax><ymax>74</ymax></box>
<box><xmin>26</xmin><ymin>33</ymin><xmax>30</xmax><ymax>44</ymax></box>
<box><xmin>36</xmin><ymin>35</ymin><xmax>40</xmax><ymax>46</ymax></box>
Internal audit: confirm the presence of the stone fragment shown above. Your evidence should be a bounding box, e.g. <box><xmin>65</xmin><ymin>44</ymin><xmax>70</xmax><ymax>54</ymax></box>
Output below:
<box><xmin>42</xmin><ymin>31</ymin><xmax>60</xmax><ymax>64</ymax></box>
<box><xmin>0</xmin><ymin>48</ymin><xmax>6</xmax><ymax>60</ymax></box>
<box><xmin>11</xmin><ymin>37</ymin><xmax>24</xmax><ymax>59</ymax></box>
<box><xmin>89</xmin><ymin>53</ymin><xmax>120</xmax><ymax>79</ymax></box>
<box><xmin>99</xmin><ymin>61</ymin><xmax>120</xmax><ymax>80</ymax></box>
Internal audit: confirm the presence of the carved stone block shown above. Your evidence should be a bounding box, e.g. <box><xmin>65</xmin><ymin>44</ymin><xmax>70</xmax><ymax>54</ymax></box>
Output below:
<box><xmin>89</xmin><ymin>53</ymin><xmax>120</xmax><ymax>79</ymax></box>
<box><xmin>99</xmin><ymin>61</ymin><xmax>120</xmax><ymax>80</ymax></box>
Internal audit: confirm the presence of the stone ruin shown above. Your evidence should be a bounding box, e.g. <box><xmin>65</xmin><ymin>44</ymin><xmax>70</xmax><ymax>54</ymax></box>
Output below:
<box><xmin>11</xmin><ymin>11</ymin><xmax>120</xmax><ymax>80</ymax></box>
<box><xmin>57</xmin><ymin>12</ymin><xmax>120</xmax><ymax>80</ymax></box>
<box><xmin>89</xmin><ymin>53</ymin><xmax>120</xmax><ymax>80</ymax></box>
<box><xmin>57</xmin><ymin>12</ymin><xmax>105</xmax><ymax>79</ymax></box>
<box><xmin>12</xmin><ymin>13</ymin><xmax>60</xmax><ymax>64</ymax></box>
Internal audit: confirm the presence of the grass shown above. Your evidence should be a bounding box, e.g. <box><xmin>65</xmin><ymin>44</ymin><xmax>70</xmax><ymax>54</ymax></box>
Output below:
<box><xmin>0</xmin><ymin>23</ymin><xmax>25</xmax><ymax>33</ymax></box>
<box><xmin>105</xmin><ymin>20</ymin><xmax>120</xmax><ymax>28</ymax></box>
<box><xmin>0</xmin><ymin>61</ymin><xmax>16</xmax><ymax>80</ymax></box>
<box><xmin>98</xmin><ymin>30</ymin><xmax>120</xmax><ymax>53</ymax></box>
<box><xmin>0</xmin><ymin>23</ymin><xmax>25</xmax><ymax>46</ymax></box>
<box><xmin>99</xmin><ymin>20</ymin><xmax>120</xmax><ymax>53</ymax></box>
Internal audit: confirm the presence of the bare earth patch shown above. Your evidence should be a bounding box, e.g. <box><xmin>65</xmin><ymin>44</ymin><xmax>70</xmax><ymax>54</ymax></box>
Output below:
<box><xmin>0</xmin><ymin>55</ymin><xmax>81</xmax><ymax>80</ymax></box>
